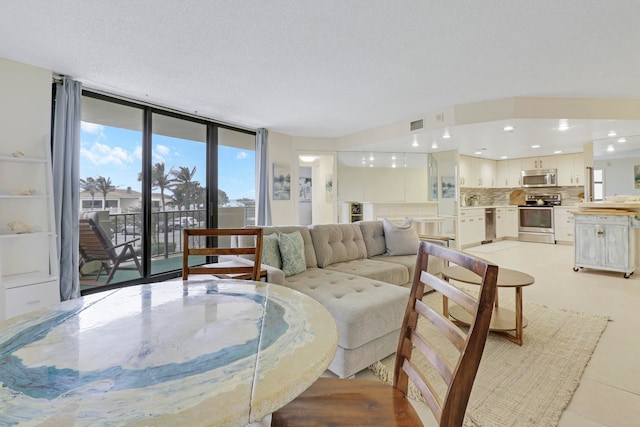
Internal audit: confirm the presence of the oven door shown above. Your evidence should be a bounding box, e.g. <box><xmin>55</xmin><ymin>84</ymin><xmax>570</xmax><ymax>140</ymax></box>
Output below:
<box><xmin>518</xmin><ymin>206</ymin><xmax>554</xmax><ymax>233</ymax></box>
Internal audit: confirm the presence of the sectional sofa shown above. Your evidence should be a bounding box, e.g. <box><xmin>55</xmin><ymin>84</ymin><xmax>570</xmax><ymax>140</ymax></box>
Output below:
<box><xmin>229</xmin><ymin>219</ymin><xmax>445</xmax><ymax>378</ymax></box>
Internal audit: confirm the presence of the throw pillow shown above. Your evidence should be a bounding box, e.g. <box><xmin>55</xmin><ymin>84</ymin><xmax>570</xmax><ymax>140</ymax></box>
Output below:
<box><xmin>261</xmin><ymin>233</ymin><xmax>282</xmax><ymax>269</ymax></box>
<box><xmin>278</xmin><ymin>231</ymin><xmax>307</xmax><ymax>276</ymax></box>
<box><xmin>383</xmin><ymin>217</ymin><xmax>420</xmax><ymax>256</ymax></box>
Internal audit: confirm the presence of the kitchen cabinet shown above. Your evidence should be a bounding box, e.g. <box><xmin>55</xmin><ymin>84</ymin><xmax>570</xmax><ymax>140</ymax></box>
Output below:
<box><xmin>497</xmin><ymin>159</ymin><xmax>523</xmax><ymax>187</ymax></box>
<box><xmin>459</xmin><ymin>155</ymin><xmax>496</xmax><ymax>188</ymax></box>
<box><xmin>556</xmin><ymin>153</ymin><xmax>585</xmax><ymax>186</ymax></box>
<box><xmin>496</xmin><ymin>207</ymin><xmax>519</xmax><ymax>239</ymax></box>
<box><xmin>458</xmin><ymin>208</ymin><xmax>485</xmax><ymax>248</ymax></box>
<box><xmin>338</xmin><ymin>166</ymin><xmax>427</xmax><ymax>203</ymax></box>
<box><xmin>458</xmin><ymin>155</ymin><xmax>474</xmax><ymax>187</ymax></box>
<box><xmin>0</xmin><ymin>153</ymin><xmax>60</xmax><ymax>321</ymax></box>
<box><xmin>478</xmin><ymin>158</ymin><xmax>497</xmax><ymax>188</ymax></box>
<box><xmin>496</xmin><ymin>208</ymin><xmax>506</xmax><ymax>238</ymax></box>
<box><xmin>337</xmin><ymin>167</ymin><xmax>365</xmax><ymax>202</ymax></box>
<box><xmin>505</xmin><ymin>207</ymin><xmax>519</xmax><ymax>237</ymax></box>
<box><xmin>573</xmin><ymin>212</ymin><xmax>637</xmax><ymax>278</ymax></box>
<box><xmin>554</xmin><ymin>206</ymin><xmax>575</xmax><ymax>244</ymax></box>
<box><xmin>521</xmin><ymin>156</ymin><xmax>557</xmax><ymax>171</ymax></box>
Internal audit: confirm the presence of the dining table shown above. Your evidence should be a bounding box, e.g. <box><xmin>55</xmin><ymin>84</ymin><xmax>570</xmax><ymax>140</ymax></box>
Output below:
<box><xmin>0</xmin><ymin>279</ymin><xmax>338</xmax><ymax>426</ymax></box>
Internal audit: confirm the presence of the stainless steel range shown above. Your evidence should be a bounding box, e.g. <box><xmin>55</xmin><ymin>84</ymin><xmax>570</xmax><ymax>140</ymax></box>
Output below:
<box><xmin>518</xmin><ymin>193</ymin><xmax>561</xmax><ymax>244</ymax></box>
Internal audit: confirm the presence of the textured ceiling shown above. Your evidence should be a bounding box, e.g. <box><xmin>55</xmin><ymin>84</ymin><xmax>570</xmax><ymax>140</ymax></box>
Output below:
<box><xmin>1</xmin><ymin>1</ymin><xmax>640</xmax><ymax>156</ymax></box>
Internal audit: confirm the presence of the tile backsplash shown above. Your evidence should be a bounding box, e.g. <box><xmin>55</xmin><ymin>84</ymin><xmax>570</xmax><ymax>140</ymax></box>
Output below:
<box><xmin>460</xmin><ymin>186</ymin><xmax>584</xmax><ymax>207</ymax></box>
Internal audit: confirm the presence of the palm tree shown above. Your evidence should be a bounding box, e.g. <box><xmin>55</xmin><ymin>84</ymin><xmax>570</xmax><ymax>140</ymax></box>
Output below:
<box><xmin>95</xmin><ymin>176</ymin><xmax>115</xmax><ymax>209</ymax></box>
<box><xmin>138</xmin><ymin>163</ymin><xmax>174</xmax><ymax>210</ymax></box>
<box><xmin>170</xmin><ymin>166</ymin><xmax>199</xmax><ymax>210</ymax></box>
<box><xmin>79</xmin><ymin>177</ymin><xmax>98</xmax><ymax>209</ymax></box>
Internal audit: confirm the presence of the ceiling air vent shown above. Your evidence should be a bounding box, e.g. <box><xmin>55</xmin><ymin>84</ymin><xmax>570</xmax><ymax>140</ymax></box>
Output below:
<box><xmin>410</xmin><ymin>119</ymin><xmax>424</xmax><ymax>131</ymax></box>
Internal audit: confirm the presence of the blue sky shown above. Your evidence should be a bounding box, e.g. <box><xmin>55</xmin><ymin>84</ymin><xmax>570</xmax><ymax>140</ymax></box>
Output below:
<box><xmin>80</xmin><ymin>122</ymin><xmax>255</xmax><ymax>200</ymax></box>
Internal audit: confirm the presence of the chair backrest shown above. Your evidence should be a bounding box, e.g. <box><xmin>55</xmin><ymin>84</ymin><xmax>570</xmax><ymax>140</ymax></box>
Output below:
<box><xmin>393</xmin><ymin>240</ymin><xmax>498</xmax><ymax>427</ymax></box>
<box><xmin>182</xmin><ymin>228</ymin><xmax>264</xmax><ymax>281</ymax></box>
<box><xmin>79</xmin><ymin>218</ymin><xmax>118</xmax><ymax>262</ymax></box>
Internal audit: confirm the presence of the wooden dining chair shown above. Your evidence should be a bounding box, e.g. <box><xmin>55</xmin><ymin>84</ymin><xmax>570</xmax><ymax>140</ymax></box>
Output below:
<box><xmin>271</xmin><ymin>240</ymin><xmax>498</xmax><ymax>427</ymax></box>
<box><xmin>182</xmin><ymin>228</ymin><xmax>264</xmax><ymax>281</ymax></box>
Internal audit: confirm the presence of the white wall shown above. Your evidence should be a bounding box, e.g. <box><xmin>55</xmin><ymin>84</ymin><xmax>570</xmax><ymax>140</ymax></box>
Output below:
<box><xmin>595</xmin><ymin>157</ymin><xmax>640</xmax><ymax>196</ymax></box>
<box><xmin>268</xmin><ymin>132</ymin><xmax>297</xmax><ymax>225</ymax></box>
<box><xmin>1</xmin><ymin>58</ymin><xmax>52</xmax><ymax>156</ymax></box>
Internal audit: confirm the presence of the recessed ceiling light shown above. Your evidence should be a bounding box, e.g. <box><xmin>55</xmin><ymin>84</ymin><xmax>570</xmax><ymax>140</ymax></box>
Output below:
<box><xmin>412</xmin><ymin>141</ymin><xmax>419</xmax><ymax>147</ymax></box>
<box><xmin>442</xmin><ymin>129</ymin><xmax>451</xmax><ymax>139</ymax></box>
<box><xmin>391</xmin><ymin>154</ymin><xmax>396</xmax><ymax>160</ymax></box>
<box><xmin>503</xmin><ymin>125</ymin><xmax>514</xmax><ymax>132</ymax></box>
<box><xmin>531</xmin><ymin>145</ymin><xmax>541</xmax><ymax>149</ymax></box>
<box><xmin>369</xmin><ymin>154</ymin><xmax>374</xmax><ymax>161</ymax></box>
<box><xmin>474</xmin><ymin>151</ymin><xmax>483</xmax><ymax>155</ymax></box>
<box><xmin>607</xmin><ymin>145</ymin><xmax>615</xmax><ymax>152</ymax></box>
<box><xmin>431</xmin><ymin>142</ymin><xmax>438</xmax><ymax>149</ymax></box>
<box><xmin>557</xmin><ymin>119</ymin><xmax>570</xmax><ymax>131</ymax></box>
<box><xmin>553</xmin><ymin>150</ymin><xmax>562</xmax><ymax>154</ymax></box>
<box><xmin>300</xmin><ymin>156</ymin><xmax>316</xmax><ymax>162</ymax></box>
<box><xmin>618</xmin><ymin>138</ymin><xmax>627</xmax><ymax>143</ymax></box>
<box><xmin>500</xmin><ymin>155</ymin><xmax>508</xmax><ymax>159</ymax></box>
<box><xmin>608</xmin><ymin>130</ymin><xmax>618</xmax><ymax>137</ymax></box>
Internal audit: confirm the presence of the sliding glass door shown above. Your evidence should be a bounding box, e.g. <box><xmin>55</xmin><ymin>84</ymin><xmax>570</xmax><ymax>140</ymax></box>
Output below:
<box><xmin>79</xmin><ymin>92</ymin><xmax>255</xmax><ymax>293</ymax></box>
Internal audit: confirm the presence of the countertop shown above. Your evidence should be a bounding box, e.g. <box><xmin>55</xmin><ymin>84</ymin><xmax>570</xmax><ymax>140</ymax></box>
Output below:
<box><xmin>577</xmin><ymin>201</ymin><xmax>640</xmax><ymax>209</ymax></box>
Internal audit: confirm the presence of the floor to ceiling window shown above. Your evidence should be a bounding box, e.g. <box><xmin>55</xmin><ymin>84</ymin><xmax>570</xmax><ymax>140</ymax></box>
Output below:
<box><xmin>78</xmin><ymin>92</ymin><xmax>256</xmax><ymax>294</ymax></box>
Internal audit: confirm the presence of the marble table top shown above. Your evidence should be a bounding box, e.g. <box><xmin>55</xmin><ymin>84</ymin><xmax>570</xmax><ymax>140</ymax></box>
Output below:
<box><xmin>0</xmin><ymin>279</ymin><xmax>338</xmax><ymax>426</ymax></box>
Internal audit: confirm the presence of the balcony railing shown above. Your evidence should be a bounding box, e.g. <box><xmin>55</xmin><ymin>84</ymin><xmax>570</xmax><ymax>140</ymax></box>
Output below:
<box><xmin>106</xmin><ymin>206</ymin><xmax>251</xmax><ymax>259</ymax></box>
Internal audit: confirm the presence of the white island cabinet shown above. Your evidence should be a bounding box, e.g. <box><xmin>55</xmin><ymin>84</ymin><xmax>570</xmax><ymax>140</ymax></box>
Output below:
<box><xmin>458</xmin><ymin>208</ymin><xmax>485</xmax><ymax>248</ymax></box>
<box><xmin>573</xmin><ymin>211</ymin><xmax>637</xmax><ymax>278</ymax></box>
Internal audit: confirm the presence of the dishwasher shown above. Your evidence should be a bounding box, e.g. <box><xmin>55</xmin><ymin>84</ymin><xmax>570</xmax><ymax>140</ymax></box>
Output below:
<box><xmin>484</xmin><ymin>208</ymin><xmax>496</xmax><ymax>243</ymax></box>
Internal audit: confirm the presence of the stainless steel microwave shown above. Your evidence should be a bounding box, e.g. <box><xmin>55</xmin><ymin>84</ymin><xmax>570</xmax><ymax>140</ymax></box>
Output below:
<box><xmin>521</xmin><ymin>169</ymin><xmax>557</xmax><ymax>187</ymax></box>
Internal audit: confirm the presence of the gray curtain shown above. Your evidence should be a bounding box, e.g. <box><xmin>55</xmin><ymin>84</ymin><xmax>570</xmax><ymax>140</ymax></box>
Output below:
<box><xmin>52</xmin><ymin>77</ymin><xmax>82</xmax><ymax>300</ymax></box>
<box><xmin>255</xmin><ymin>128</ymin><xmax>272</xmax><ymax>225</ymax></box>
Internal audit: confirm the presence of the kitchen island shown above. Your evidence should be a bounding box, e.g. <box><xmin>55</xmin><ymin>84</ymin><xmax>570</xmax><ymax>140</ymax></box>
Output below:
<box><xmin>571</xmin><ymin>201</ymin><xmax>640</xmax><ymax>277</ymax></box>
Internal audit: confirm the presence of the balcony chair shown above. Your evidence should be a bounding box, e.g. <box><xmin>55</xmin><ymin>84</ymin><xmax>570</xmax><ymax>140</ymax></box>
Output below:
<box><xmin>182</xmin><ymin>228</ymin><xmax>264</xmax><ymax>281</ymax></box>
<box><xmin>272</xmin><ymin>240</ymin><xmax>498</xmax><ymax>427</ymax></box>
<box><xmin>79</xmin><ymin>218</ymin><xmax>142</xmax><ymax>285</ymax></box>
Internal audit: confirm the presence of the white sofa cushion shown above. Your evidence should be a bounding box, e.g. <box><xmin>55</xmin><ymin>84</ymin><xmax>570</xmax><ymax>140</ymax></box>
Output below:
<box><xmin>383</xmin><ymin>218</ymin><xmax>420</xmax><ymax>256</ymax></box>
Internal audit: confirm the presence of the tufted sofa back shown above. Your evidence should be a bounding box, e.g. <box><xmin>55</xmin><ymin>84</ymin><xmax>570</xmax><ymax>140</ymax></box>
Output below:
<box><xmin>309</xmin><ymin>223</ymin><xmax>368</xmax><ymax>268</ymax></box>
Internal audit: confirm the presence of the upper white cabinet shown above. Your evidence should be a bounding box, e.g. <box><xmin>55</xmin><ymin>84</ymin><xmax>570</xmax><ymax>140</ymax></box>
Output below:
<box><xmin>459</xmin><ymin>155</ymin><xmax>496</xmax><ymax>188</ymax></box>
<box><xmin>556</xmin><ymin>153</ymin><xmax>585</xmax><ymax>186</ymax></box>
<box><xmin>497</xmin><ymin>158</ymin><xmax>522</xmax><ymax>187</ymax></box>
<box><xmin>521</xmin><ymin>156</ymin><xmax>557</xmax><ymax>171</ymax></box>
<box><xmin>338</xmin><ymin>166</ymin><xmax>427</xmax><ymax>203</ymax></box>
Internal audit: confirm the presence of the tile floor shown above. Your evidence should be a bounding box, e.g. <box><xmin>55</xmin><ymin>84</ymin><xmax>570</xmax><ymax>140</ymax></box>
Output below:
<box><xmin>355</xmin><ymin>241</ymin><xmax>640</xmax><ymax>427</ymax></box>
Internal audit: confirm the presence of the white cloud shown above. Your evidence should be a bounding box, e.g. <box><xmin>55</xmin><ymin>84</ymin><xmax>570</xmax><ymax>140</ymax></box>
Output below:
<box><xmin>81</xmin><ymin>142</ymin><xmax>135</xmax><ymax>167</ymax></box>
<box><xmin>156</xmin><ymin>145</ymin><xmax>170</xmax><ymax>156</ymax></box>
<box><xmin>236</xmin><ymin>151</ymin><xmax>248</xmax><ymax>159</ymax></box>
<box><xmin>81</xmin><ymin>122</ymin><xmax>105</xmax><ymax>136</ymax></box>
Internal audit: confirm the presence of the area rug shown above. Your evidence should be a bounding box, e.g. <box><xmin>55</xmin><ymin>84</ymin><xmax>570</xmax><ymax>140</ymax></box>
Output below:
<box><xmin>466</xmin><ymin>240</ymin><xmax>523</xmax><ymax>253</ymax></box>
<box><xmin>369</xmin><ymin>292</ymin><xmax>609</xmax><ymax>427</ymax></box>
